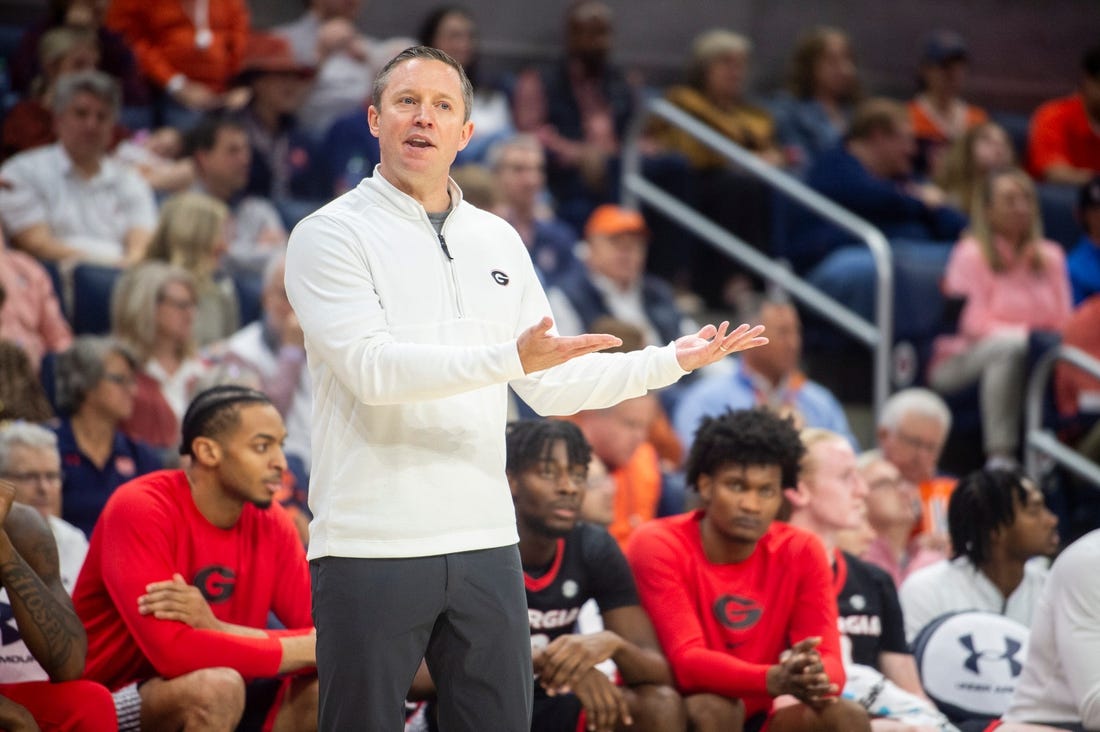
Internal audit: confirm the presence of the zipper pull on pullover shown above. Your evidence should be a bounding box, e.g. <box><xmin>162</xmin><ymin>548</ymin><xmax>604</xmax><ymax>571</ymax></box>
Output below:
<box><xmin>439</xmin><ymin>234</ymin><xmax>453</xmax><ymax>260</ymax></box>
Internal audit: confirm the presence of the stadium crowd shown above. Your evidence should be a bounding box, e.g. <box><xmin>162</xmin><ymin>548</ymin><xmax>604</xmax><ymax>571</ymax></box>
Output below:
<box><xmin>1</xmin><ymin>0</ymin><xmax>1100</xmax><ymax>729</ymax></box>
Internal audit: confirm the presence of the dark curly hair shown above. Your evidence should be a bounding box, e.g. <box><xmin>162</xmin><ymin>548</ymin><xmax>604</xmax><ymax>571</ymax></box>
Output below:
<box><xmin>948</xmin><ymin>467</ymin><xmax>1031</xmax><ymax>566</ymax></box>
<box><xmin>505</xmin><ymin>419</ymin><xmax>592</xmax><ymax>477</ymax></box>
<box><xmin>685</xmin><ymin>408</ymin><xmax>804</xmax><ymax>490</ymax></box>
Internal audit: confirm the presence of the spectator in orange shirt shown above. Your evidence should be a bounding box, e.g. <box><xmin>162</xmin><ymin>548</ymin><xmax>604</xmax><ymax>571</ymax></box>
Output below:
<box><xmin>1028</xmin><ymin>44</ymin><xmax>1100</xmax><ymax>184</ymax></box>
<box><xmin>907</xmin><ymin>30</ymin><xmax>988</xmax><ymax>178</ymax></box>
<box><xmin>106</xmin><ymin>0</ymin><xmax>249</xmax><ymax>119</ymax></box>
<box><xmin>873</xmin><ymin>388</ymin><xmax>955</xmax><ymax>545</ymax></box>
<box><xmin>571</xmin><ymin>393</ymin><xmax>662</xmax><ymax>548</ymax></box>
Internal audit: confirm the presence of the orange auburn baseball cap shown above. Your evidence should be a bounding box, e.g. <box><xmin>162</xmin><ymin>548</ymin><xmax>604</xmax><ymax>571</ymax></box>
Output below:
<box><xmin>584</xmin><ymin>204</ymin><xmax>649</xmax><ymax>239</ymax></box>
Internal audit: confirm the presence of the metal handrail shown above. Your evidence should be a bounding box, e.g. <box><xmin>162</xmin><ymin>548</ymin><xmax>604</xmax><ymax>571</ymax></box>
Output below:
<box><xmin>1025</xmin><ymin>344</ymin><xmax>1100</xmax><ymax>488</ymax></box>
<box><xmin>621</xmin><ymin>97</ymin><xmax>894</xmax><ymax>417</ymax></box>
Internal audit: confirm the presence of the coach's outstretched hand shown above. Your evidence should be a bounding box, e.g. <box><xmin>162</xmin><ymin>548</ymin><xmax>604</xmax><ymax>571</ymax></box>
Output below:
<box><xmin>518</xmin><ymin>317</ymin><xmax>623</xmax><ymax>374</ymax></box>
<box><xmin>675</xmin><ymin>321</ymin><xmax>768</xmax><ymax>372</ymax></box>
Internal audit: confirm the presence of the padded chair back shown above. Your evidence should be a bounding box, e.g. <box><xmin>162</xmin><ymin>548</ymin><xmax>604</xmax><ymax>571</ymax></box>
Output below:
<box><xmin>71</xmin><ymin>263</ymin><xmax>123</xmax><ymax>335</ymax></box>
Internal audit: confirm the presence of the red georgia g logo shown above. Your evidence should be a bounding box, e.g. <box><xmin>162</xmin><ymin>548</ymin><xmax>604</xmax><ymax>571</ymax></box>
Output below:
<box><xmin>194</xmin><ymin>566</ymin><xmax>236</xmax><ymax>604</ymax></box>
<box><xmin>713</xmin><ymin>595</ymin><xmax>763</xmax><ymax>630</ymax></box>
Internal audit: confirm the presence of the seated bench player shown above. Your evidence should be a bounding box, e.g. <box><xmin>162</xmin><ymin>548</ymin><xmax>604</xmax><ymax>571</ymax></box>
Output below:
<box><xmin>627</xmin><ymin>408</ymin><xmax>871</xmax><ymax>732</ymax></box>
<box><xmin>72</xmin><ymin>385</ymin><xmax>319</xmax><ymax>731</ymax></box>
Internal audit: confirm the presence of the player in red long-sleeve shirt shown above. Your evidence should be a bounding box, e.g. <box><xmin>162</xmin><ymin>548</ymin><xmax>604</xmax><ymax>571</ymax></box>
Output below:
<box><xmin>626</xmin><ymin>408</ymin><xmax>870</xmax><ymax>732</ymax></box>
<box><xmin>72</xmin><ymin>385</ymin><xmax>318</xmax><ymax>731</ymax></box>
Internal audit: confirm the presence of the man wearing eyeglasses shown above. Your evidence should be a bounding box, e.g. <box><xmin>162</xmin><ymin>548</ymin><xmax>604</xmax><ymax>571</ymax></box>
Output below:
<box><xmin>873</xmin><ymin>388</ymin><xmax>955</xmax><ymax>546</ymax></box>
<box><xmin>0</xmin><ymin>421</ymin><xmax>87</xmax><ymax>593</ymax></box>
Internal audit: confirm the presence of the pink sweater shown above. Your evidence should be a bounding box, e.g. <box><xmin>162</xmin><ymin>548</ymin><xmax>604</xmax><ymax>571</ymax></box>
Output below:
<box><xmin>931</xmin><ymin>235</ymin><xmax>1072</xmax><ymax>373</ymax></box>
<box><xmin>0</xmin><ymin>248</ymin><xmax>72</xmax><ymax>370</ymax></box>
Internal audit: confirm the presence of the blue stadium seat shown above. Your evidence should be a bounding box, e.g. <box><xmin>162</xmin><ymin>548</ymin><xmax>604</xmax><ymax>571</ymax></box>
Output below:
<box><xmin>71</xmin><ymin>263</ymin><xmax>123</xmax><ymax>335</ymax></box>
<box><xmin>37</xmin><ymin>259</ymin><xmax>66</xmax><ymax>311</ymax></box>
<box><xmin>988</xmin><ymin>110</ymin><xmax>1030</xmax><ymax>163</ymax></box>
<box><xmin>119</xmin><ymin>104</ymin><xmax>154</xmax><ymax>132</ymax></box>
<box><xmin>38</xmin><ymin>351</ymin><xmax>58</xmax><ymax>412</ymax></box>
<box><xmin>1037</xmin><ymin>182</ymin><xmax>1082</xmax><ymax>250</ymax></box>
<box><xmin>0</xmin><ymin>24</ymin><xmax>27</xmax><ymax>112</ymax></box>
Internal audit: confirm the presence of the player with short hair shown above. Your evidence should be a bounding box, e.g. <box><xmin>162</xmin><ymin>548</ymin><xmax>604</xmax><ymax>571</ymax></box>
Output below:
<box><xmin>73</xmin><ymin>385</ymin><xmax>318</xmax><ymax>731</ymax></box>
<box><xmin>627</xmin><ymin>408</ymin><xmax>870</xmax><ymax>732</ymax></box>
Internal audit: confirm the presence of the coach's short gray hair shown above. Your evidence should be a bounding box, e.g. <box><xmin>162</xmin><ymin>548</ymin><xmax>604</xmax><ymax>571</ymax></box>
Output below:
<box><xmin>372</xmin><ymin>45</ymin><xmax>474</xmax><ymax>123</ymax></box>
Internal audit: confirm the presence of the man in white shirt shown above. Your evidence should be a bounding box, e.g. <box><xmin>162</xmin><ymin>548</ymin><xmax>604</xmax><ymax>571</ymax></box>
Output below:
<box><xmin>0</xmin><ymin>421</ymin><xmax>89</xmax><ymax>683</ymax></box>
<box><xmin>285</xmin><ymin>45</ymin><xmax>768</xmax><ymax>731</ymax></box>
<box><xmin>899</xmin><ymin>468</ymin><xmax>1059</xmax><ymax>643</ymax></box>
<box><xmin>0</xmin><ymin>71</ymin><xmax>156</xmax><ymax>265</ymax></box>
<box><xmin>0</xmin><ymin>422</ymin><xmax>87</xmax><ymax>595</ymax></box>
<box><xmin>1002</xmin><ymin>529</ymin><xmax>1100</xmax><ymax>731</ymax></box>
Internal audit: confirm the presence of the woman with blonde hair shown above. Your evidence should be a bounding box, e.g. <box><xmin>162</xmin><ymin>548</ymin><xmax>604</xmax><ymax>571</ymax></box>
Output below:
<box><xmin>143</xmin><ymin>191</ymin><xmax>238</xmax><ymax>345</ymax></box>
<box><xmin>930</xmin><ymin>168</ymin><xmax>1073</xmax><ymax>467</ymax></box>
<box><xmin>935</xmin><ymin>121</ymin><xmax>1016</xmax><ymax>219</ymax></box>
<box><xmin>111</xmin><ymin>261</ymin><xmax>208</xmax><ymax>450</ymax></box>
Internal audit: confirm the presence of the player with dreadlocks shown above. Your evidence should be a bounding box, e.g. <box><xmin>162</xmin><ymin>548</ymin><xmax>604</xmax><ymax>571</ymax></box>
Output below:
<box><xmin>72</xmin><ymin>385</ymin><xmax>320</xmax><ymax>732</ymax></box>
<box><xmin>899</xmin><ymin>468</ymin><xmax>1059</xmax><ymax>642</ymax></box>
<box><xmin>506</xmin><ymin>419</ymin><xmax>685</xmax><ymax>732</ymax></box>
<box><xmin>627</xmin><ymin>408</ymin><xmax>870</xmax><ymax>732</ymax></box>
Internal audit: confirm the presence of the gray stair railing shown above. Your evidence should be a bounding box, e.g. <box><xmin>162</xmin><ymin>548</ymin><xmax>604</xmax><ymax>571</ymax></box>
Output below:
<box><xmin>1025</xmin><ymin>344</ymin><xmax>1100</xmax><ymax>488</ymax></box>
<box><xmin>621</xmin><ymin>97</ymin><xmax>894</xmax><ymax>417</ymax></box>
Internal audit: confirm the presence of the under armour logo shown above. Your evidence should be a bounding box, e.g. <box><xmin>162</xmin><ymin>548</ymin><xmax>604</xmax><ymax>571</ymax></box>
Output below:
<box><xmin>959</xmin><ymin>634</ymin><xmax>1023</xmax><ymax>677</ymax></box>
<box><xmin>491</xmin><ymin>270</ymin><xmax>510</xmax><ymax>286</ymax></box>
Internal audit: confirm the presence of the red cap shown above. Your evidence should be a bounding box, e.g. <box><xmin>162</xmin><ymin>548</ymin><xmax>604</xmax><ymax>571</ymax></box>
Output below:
<box><xmin>584</xmin><ymin>204</ymin><xmax>649</xmax><ymax>238</ymax></box>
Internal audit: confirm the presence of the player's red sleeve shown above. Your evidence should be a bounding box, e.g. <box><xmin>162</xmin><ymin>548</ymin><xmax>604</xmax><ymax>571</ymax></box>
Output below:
<box><xmin>99</xmin><ymin>488</ymin><xmax>285</xmax><ymax>680</ymax></box>
<box><xmin>627</xmin><ymin>525</ymin><xmax>772</xmax><ymax>698</ymax></box>
<box><xmin>267</xmin><ymin>503</ymin><xmax>314</xmax><ymax>631</ymax></box>
<box><xmin>788</xmin><ymin>536</ymin><xmax>846</xmax><ymax>692</ymax></box>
